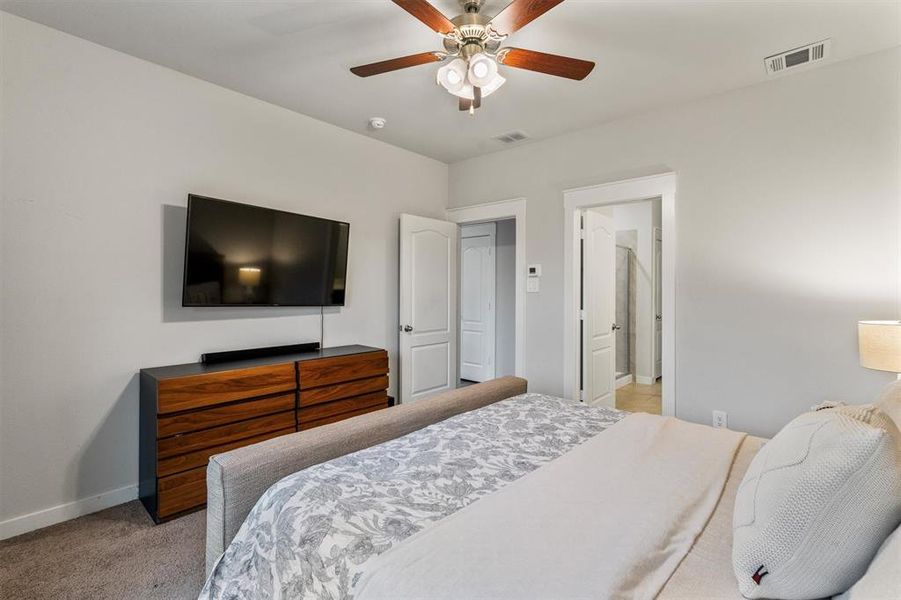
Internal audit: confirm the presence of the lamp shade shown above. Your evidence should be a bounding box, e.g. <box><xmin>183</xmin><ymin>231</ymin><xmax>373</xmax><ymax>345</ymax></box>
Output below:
<box><xmin>858</xmin><ymin>320</ymin><xmax>901</xmax><ymax>372</ymax></box>
<box><xmin>238</xmin><ymin>266</ymin><xmax>261</xmax><ymax>287</ymax></box>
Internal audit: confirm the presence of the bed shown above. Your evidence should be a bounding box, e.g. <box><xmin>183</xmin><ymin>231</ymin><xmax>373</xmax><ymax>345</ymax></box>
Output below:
<box><xmin>198</xmin><ymin>376</ymin><xmax>899</xmax><ymax>600</ymax></box>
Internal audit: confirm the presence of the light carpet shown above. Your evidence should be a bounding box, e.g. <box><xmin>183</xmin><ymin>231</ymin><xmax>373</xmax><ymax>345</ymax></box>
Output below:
<box><xmin>0</xmin><ymin>501</ymin><xmax>205</xmax><ymax>599</ymax></box>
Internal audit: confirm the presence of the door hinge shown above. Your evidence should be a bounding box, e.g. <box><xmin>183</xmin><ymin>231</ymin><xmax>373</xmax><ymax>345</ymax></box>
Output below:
<box><xmin>579</xmin><ymin>389</ymin><xmax>586</xmax><ymax>401</ymax></box>
<box><xmin>579</xmin><ymin>228</ymin><xmax>586</xmax><ymax>240</ymax></box>
<box><xmin>579</xmin><ymin>309</ymin><xmax>586</xmax><ymax>321</ymax></box>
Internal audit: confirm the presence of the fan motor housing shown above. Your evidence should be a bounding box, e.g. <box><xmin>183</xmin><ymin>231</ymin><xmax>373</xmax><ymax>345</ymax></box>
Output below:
<box><xmin>444</xmin><ymin>12</ymin><xmax>500</xmax><ymax>56</ymax></box>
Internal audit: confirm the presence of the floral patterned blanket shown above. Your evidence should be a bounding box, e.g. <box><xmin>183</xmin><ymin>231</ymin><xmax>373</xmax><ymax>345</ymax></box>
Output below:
<box><xmin>199</xmin><ymin>393</ymin><xmax>625</xmax><ymax>600</ymax></box>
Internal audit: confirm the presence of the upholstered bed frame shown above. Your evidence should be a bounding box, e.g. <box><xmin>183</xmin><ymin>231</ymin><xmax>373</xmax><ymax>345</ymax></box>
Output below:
<box><xmin>205</xmin><ymin>376</ymin><xmax>528</xmax><ymax>573</ymax></box>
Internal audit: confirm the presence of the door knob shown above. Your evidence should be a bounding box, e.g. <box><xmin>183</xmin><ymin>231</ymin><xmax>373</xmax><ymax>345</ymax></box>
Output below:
<box><xmin>612</xmin><ymin>323</ymin><xmax>622</xmax><ymax>331</ymax></box>
<box><xmin>403</xmin><ymin>325</ymin><xmax>414</xmax><ymax>332</ymax></box>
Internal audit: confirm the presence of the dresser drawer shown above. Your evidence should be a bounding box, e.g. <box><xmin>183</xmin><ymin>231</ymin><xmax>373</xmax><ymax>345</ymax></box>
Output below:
<box><xmin>157</xmin><ymin>393</ymin><xmax>296</xmax><ymax>439</ymax></box>
<box><xmin>299</xmin><ymin>375</ymin><xmax>388</xmax><ymax>407</ymax></box>
<box><xmin>157</xmin><ymin>364</ymin><xmax>296</xmax><ymax>414</ymax></box>
<box><xmin>157</xmin><ymin>466</ymin><xmax>207</xmax><ymax>518</ymax></box>
<box><xmin>298</xmin><ymin>391</ymin><xmax>389</xmax><ymax>426</ymax></box>
<box><xmin>299</xmin><ymin>402</ymin><xmax>387</xmax><ymax>431</ymax></box>
<box><xmin>157</xmin><ymin>411</ymin><xmax>295</xmax><ymax>459</ymax></box>
<box><xmin>157</xmin><ymin>426</ymin><xmax>295</xmax><ymax>478</ymax></box>
<box><xmin>298</xmin><ymin>351</ymin><xmax>388</xmax><ymax>389</ymax></box>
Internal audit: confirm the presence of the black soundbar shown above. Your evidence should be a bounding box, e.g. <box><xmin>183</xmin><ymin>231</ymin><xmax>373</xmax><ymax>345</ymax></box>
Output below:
<box><xmin>201</xmin><ymin>342</ymin><xmax>320</xmax><ymax>364</ymax></box>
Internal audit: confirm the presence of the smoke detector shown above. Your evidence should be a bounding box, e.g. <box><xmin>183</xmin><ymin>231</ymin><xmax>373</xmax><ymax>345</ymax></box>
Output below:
<box><xmin>368</xmin><ymin>117</ymin><xmax>387</xmax><ymax>130</ymax></box>
<box><xmin>765</xmin><ymin>39</ymin><xmax>831</xmax><ymax>76</ymax></box>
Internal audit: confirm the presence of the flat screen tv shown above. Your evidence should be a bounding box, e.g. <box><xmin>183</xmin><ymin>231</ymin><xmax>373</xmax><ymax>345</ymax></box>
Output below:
<box><xmin>182</xmin><ymin>195</ymin><xmax>349</xmax><ymax>307</ymax></box>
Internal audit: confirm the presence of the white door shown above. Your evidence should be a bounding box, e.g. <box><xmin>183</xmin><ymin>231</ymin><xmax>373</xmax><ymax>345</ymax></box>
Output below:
<box><xmin>582</xmin><ymin>209</ymin><xmax>616</xmax><ymax>408</ymax></box>
<box><xmin>399</xmin><ymin>214</ymin><xmax>458</xmax><ymax>404</ymax></box>
<box><xmin>460</xmin><ymin>223</ymin><xmax>496</xmax><ymax>383</ymax></box>
<box><xmin>653</xmin><ymin>227</ymin><xmax>662</xmax><ymax>380</ymax></box>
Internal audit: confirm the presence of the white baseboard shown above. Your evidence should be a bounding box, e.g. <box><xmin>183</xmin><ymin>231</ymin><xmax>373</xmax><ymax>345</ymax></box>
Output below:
<box><xmin>636</xmin><ymin>375</ymin><xmax>656</xmax><ymax>385</ymax></box>
<box><xmin>615</xmin><ymin>373</ymin><xmax>633</xmax><ymax>389</ymax></box>
<box><xmin>0</xmin><ymin>484</ymin><xmax>138</xmax><ymax>541</ymax></box>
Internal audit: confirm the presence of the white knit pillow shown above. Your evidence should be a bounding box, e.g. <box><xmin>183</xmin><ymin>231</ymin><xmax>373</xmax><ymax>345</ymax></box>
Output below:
<box><xmin>732</xmin><ymin>404</ymin><xmax>901</xmax><ymax>599</ymax></box>
<box><xmin>834</xmin><ymin>523</ymin><xmax>901</xmax><ymax>600</ymax></box>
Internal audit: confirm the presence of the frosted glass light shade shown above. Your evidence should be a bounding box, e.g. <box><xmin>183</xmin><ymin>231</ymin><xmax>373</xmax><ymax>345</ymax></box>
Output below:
<box><xmin>468</xmin><ymin>53</ymin><xmax>498</xmax><ymax>87</ymax></box>
<box><xmin>450</xmin><ymin>75</ymin><xmax>506</xmax><ymax>100</ymax></box>
<box><xmin>437</xmin><ymin>58</ymin><xmax>467</xmax><ymax>93</ymax></box>
<box><xmin>858</xmin><ymin>321</ymin><xmax>901</xmax><ymax>372</ymax></box>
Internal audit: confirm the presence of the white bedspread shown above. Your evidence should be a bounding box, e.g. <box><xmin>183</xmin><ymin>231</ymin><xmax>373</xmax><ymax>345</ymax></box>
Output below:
<box><xmin>354</xmin><ymin>413</ymin><xmax>746</xmax><ymax>600</ymax></box>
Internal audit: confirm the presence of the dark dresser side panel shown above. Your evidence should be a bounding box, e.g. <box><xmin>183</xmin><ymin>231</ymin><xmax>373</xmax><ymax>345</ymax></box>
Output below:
<box><xmin>138</xmin><ymin>372</ymin><xmax>159</xmax><ymax>520</ymax></box>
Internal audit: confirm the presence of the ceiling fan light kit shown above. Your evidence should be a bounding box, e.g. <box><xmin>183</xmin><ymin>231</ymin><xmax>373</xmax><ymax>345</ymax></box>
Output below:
<box><xmin>351</xmin><ymin>0</ymin><xmax>595</xmax><ymax>114</ymax></box>
<box><xmin>437</xmin><ymin>52</ymin><xmax>505</xmax><ymax>110</ymax></box>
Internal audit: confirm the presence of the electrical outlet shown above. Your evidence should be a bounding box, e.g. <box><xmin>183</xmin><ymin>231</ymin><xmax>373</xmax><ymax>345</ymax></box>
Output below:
<box><xmin>712</xmin><ymin>410</ymin><xmax>728</xmax><ymax>429</ymax></box>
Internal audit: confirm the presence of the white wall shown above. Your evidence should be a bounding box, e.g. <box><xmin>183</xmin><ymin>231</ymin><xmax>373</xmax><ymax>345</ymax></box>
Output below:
<box><xmin>450</xmin><ymin>48</ymin><xmax>900</xmax><ymax>437</ymax></box>
<box><xmin>495</xmin><ymin>219</ymin><xmax>516</xmax><ymax>377</ymax></box>
<box><xmin>0</xmin><ymin>13</ymin><xmax>447</xmax><ymax>534</ymax></box>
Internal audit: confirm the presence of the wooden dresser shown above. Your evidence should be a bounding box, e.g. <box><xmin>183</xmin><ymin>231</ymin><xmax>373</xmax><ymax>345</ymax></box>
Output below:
<box><xmin>139</xmin><ymin>345</ymin><xmax>389</xmax><ymax>522</ymax></box>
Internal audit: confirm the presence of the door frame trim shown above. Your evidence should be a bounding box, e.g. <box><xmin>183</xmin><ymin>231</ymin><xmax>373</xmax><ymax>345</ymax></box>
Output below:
<box><xmin>562</xmin><ymin>174</ymin><xmax>676</xmax><ymax>416</ymax></box>
<box><xmin>446</xmin><ymin>198</ymin><xmax>526</xmax><ymax>378</ymax></box>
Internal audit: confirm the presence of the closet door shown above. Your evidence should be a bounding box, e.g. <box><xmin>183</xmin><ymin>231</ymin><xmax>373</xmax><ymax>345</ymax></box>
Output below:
<box><xmin>460</xmin><ymin>223</ymin><xmax>496</xmax><ymax>383</ymax></box>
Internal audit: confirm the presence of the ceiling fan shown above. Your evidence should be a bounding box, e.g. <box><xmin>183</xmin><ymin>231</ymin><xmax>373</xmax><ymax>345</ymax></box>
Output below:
<box><xmin>350</xmin><ymin>0</ymin><xmax>595</xmax><ymax>114</ymax></box>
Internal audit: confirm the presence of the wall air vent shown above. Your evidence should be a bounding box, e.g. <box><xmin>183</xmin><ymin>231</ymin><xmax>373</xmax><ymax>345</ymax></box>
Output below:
<box><xmin>493</xmin><ymin>130</ymin><xmax>529</xmax><ymax>144</ymax></box>
<box><xmin>765</xmin><ymin>39</ymin><xmax>831</xmax><ymax>76</ymax></box>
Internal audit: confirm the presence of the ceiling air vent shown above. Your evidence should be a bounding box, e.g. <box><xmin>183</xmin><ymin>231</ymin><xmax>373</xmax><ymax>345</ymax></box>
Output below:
<box><xmin>765</xmin><ymin>39</ymin><xmax>831</xmax><ymax>76</ymax></box>
<box><xmin>493</xmin><ymin>131</ymin><xmax>529</xmax><ymax>144</ymax></box>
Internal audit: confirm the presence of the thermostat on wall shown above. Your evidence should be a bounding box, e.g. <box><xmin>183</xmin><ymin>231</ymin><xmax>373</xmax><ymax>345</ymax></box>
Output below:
<box><xmin>528</xmin><ymin>264</ymin><xmax>542</xmax><ymax>277</ymax></box>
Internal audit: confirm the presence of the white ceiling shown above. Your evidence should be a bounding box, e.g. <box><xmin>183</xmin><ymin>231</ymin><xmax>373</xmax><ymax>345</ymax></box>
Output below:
<box><xmin>3</xmin><ymin>1</ymin><xmax>899</xmax><ymax>163</ymax></box>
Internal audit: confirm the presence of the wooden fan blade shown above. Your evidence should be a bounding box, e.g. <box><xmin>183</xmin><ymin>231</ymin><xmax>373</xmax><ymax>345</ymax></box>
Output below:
<box><xmin>459</xmin><ymin>97</ymin><xmax>471</xmax><ymax>111</ymax></box>
<box><xmin>350</xmin><ymin>52</ymin><xmax>443</xmax><ymax>77</ymax></box>
<box><xmin>392</xmin><ymin>0</ymin><xmax>455</xmax><ymax>34</ymax></box>
<box><xmin>489</xmin><ymin>0</ymin><xmax>564</xmax><ymax>35</ymax></box>
<box><xmin>473</xmin><ymin>86</ymin><xmax>482</xmax><ymax>109</ymax></box>
<box><xmin>497</xmin><ymin>47</ymin><xmax>594</xmax><ymax>80</ymax></box>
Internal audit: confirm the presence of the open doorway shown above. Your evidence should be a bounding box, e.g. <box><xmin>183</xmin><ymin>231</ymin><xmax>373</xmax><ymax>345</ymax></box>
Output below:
<box><xmin>396</xmin><ymin>201</ymin><xmax>525</xmax><ymax>404</ymax></box>
<box><xmin>581</xmin><ymin>200</ymin><xmax>663</xmax><ymax>413</ymax></box>
<box><xmin>563</xmin><ymin>173</ymin><xmax>675</xmax><ymax>416</ymax></box>
<box><xmin>580</xmin><ymin>201</ymin><xmax>662</xmax><ymax>413</ymax></box>
<box><xmin>458</xmin><ymin>220</ymin><xmax>516</xmax><ymax>386</ymax></box>
<box><xmin>446</xmin><ymin>198</ymin><xmax>526</xmax><ymax>388</ymax></box>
